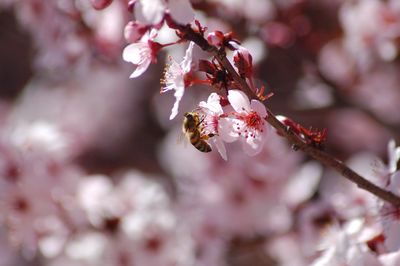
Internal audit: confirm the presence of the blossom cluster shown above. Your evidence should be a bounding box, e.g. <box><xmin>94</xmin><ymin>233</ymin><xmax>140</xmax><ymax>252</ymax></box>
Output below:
<box><xmin>121</xmin><ymin>0</ymin><xmax>274</xmax><ymax>159</ymax></box>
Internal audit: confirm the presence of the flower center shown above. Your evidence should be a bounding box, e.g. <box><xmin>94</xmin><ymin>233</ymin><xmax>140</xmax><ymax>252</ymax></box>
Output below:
<box><xmin>234</xmin><ymin>111</ymin><xmax>265</xmax><ymax>139</ymax></box>
<box><xmin>244</xmin><ymin>111</ymin><xmax>263</xmax><ymax>129</ymax></box>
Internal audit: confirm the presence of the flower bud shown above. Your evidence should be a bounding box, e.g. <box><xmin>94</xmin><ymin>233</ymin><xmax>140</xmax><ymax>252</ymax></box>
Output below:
<box><xmin>124</xmin><ymin>21</ymin><xmax>148</xmax><ymax>43</ymax></box>
<box><xmin>207</xmin><ymin>31</ymin><xmax>224</xmax><ymax>46</ymax></box>
<box><xmin>232</xmin><ymin>45</ymin><xmax>253</xmax><ymax>79</ymax></box>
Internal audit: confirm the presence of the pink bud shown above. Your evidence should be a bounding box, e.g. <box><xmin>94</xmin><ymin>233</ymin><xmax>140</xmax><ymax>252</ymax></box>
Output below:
<box><xmin>233</xmin><ymin>45</ymin><xmax>253</xmax><ymax>79</ymax></box>
<box><xmin>207</xmin><ymin>31</ymin><xmax>224</xmax><ymax>46</ymax></box>
<box><xmin>124</xmin><ymin>21</ymin><xmax>149</xmax><ymax>43</ymax></box>
<box><xmin>90</xmin><ymin>0</ymin><xmax>113</xmax><ymax>10</ymax></box>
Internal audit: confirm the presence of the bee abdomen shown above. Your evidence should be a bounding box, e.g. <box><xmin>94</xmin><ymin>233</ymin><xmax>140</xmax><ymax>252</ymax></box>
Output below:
<box><xmin>194</xmin><ymin>140</ymin><xmax>212</xmax><ymax>152</ymax></box>
<box><xmin>189</xmin><ymin>130</ymin><xmax>200</xmax><ymax>143</ymax></box>
<box><xmin>189</xmin><ymin>131</ymin><xmax>212</xmax><ymax>153</ymax></box>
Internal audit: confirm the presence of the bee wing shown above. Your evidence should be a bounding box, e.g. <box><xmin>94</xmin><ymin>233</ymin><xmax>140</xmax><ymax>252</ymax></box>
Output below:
<box><xmin>176</xmin><ymin>132</ymin><xmax>189</xmax><ymax>148</ymax></box>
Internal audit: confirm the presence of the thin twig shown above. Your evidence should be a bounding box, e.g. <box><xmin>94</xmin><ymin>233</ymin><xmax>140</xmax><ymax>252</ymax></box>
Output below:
<box><xmin>180</xmin><ymin>25</ymin><xmax>400</xmax><ymax>207</ymax></box>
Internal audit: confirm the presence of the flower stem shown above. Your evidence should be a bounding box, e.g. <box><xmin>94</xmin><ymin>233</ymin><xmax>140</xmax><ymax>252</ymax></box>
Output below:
<box><xmin>179</xmin><ymin>24</ymin><xmax>400</xmax><ymax>207</ymax></box>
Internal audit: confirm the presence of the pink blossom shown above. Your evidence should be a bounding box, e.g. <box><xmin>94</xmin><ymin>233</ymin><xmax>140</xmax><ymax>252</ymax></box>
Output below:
<box><xmin>160</xmin><ymin>42</ymin><xmax>194</xmax><ymax>120</ymax></box>
<box><xmin>198</xmin><ymin>93</ymin><xmax>227</xmax><ymax>160</ymax></box>
<box><xmin>122</xmin><ymin>29</ymin><xmax>160</xmax><ymax>78</ymax></box>
<box><xmin>219</xmin><ymin>90</ymin><xmax>269</xmax><ymax>156</ymax></box>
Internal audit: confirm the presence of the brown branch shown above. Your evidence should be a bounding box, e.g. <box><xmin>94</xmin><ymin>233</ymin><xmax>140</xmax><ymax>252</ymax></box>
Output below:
<box><xmin>180</xmin><ymin>24</ymin><xmax>400</xmax><ymax>207</ymax></box>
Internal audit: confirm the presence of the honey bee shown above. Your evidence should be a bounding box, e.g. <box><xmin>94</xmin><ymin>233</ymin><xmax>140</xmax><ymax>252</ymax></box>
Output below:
<box><xmin>182</xmin><ymin>112</ymin><xmax>212</xmax><ymax>153</ymax></box>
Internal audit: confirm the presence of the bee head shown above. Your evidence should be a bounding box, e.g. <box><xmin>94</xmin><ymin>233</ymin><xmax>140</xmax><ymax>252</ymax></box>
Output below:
<box><xmin>184</xmin><ymin>112</ymin><xmax>194</xmax><ymax>120</ymax></box>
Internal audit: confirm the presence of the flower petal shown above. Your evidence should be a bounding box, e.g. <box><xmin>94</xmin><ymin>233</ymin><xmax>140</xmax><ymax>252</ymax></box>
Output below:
<box><xmin>218</xmin><ymin>117</ymin><xmax>240</xmax><ymax>143</ymax></box>
<box><xmin>181</xmin><ymin>42</ymin><xmax>194</xmax><ymax>73</ymax></box>
<box><xmin>388</xmin><ymin>140</ymin><xmax>400</xmax><ymax>174</ymax></box>
<box><xmin>210</xmin><ymin>138</ymin><xmax>227</xmax><ymax>161</ymax></box>
<box><xmin>135</xmin><ymin>0</ymin><xmax>166</xmax><ymax>25</ymax></box>
<box><xmin>250</xmin><ymin>99</ymin><xmax>267</xmax><ymax>118</ymax></box>
<box><xmin>168</xmin><ymin>0</ymin><xmax>195</xmax><ymax>25</ymax></box>
<box><xmin>199</xmin><ymin>93</ymin><xmax>223</xmax><ymax>114</ymax></box>
<box><xmin>122</xmin><ymin>43</ymin><xmax>148</xmax><ymax>64</ymax></box>
<box><xmin>169</xmin><ymin>84</ymin><xmax>185</xmax><ymax>120</ymax></box>
<box><xmin>129</xmin><ymin>58</ymin><xmax>151</xmax><ymax>78</ymax></box>
<box><xmin>242</xmin><ymin>133</ymin><xmax>264</xmax><ymax>156</ymax></box>
<box><xmin>228</xmin><ymin>90</ymin><xmax>251</xmax><ymax>113</ymax></box>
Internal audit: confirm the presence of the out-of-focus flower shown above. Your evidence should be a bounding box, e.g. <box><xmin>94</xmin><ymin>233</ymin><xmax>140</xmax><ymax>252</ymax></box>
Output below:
<box><xmin>340</xmin><ymin>0</ymin><xmax>400</xmax><ymax>69</ymax></box>
<box><xmin>207</xmin><ymin>0</ymin><xmax>276</xmax><ymax>24</ymax></box>
<box><xmin>379</xmin><ymin>251</ymin><xmax>400</xmax><ymax>266</ymax></box>
<box><xmin>311</xmin><ymin>222</ymin><xmax>381</xmax><ymax>266</ymax></box>
<box><xmin>123</xmin><ymin>29</ymin><xmax>161</xmax><ymax>78</ymax></box>
<box><xmin>134</xmin><ymin>0</ymin><xmax>166</xmax><ymax>25</ymax></box>
<box><xmin>318</xmin><ymin>40</ymin><xmax>356</xmax><ymax>87</ymax></box>
<box><xmin>198</xmin><ymin>93</ymin><xmax>227</xmax><ymax>160</ymax></box>
<box><xmin>220</xmin><ymin>90</ymin><xmax>269</xmax><ymax>156</ymax></box>
<box><xmin>160</xmin><ymin>42</ymin><xmax>194</xmax><ymax>120</ymax></box>
<box><xmin>72</xmin><ymin>170</ymin><xmax>195</xmax><ymax>266</ymax></box>
<box><xmin>0</xmin><ymin>138</ymin><xmax>82</xmax><ymax>258</ymax></box>
<box><xmin>134</xmin><ymin>0</ymin><xmax>194</xmax><ymax>26</ymax></box>
<box><xmin>351</xmin><ymin>66</ymin><xmax>400</xmax><ymax>124</ymax></box>
<box><xmin>167</xmin><ymin>0</ymin><xmax>195</xmax><ymax>25</ymax></box>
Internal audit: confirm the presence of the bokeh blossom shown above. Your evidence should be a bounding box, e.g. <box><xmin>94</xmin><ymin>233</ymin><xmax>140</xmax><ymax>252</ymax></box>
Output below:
<box><xmin>134</xmin><ymin>0</ymin><xmax>195</xmax><ymax>26</ymax></box>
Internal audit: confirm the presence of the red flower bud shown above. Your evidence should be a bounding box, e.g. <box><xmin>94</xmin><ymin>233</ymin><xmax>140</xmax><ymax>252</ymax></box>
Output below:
<box><xmin>207</xmin><ymin>31</ymin><xmax>225</xmax><ymax>46</ymax></box>
<box><xmin>232</xmin><ymin>44</ymin><xmax>253</xmax><ymax>79</ymax></box>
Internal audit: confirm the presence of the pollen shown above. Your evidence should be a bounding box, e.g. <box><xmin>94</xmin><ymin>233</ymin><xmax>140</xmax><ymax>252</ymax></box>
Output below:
<box><xmin>160</xmin><ymin>63</ymin><xmax>171</xmax><ymax>87</ymax></box>
<box><xmin>245</xmin><ymin>111</ymin><xmax>263</xmax><ymax>129</ymax></box>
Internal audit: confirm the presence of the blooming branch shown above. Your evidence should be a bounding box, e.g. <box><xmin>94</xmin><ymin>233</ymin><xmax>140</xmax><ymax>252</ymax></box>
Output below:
<box><xmin>172</xmin><ymin>23</ymin><xmax>400</xmax><ymax>207</ymax></box>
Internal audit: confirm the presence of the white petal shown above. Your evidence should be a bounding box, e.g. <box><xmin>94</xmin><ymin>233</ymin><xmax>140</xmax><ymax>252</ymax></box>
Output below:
<box><xmin>379</xmin><ymin>251</ymin><xmax>400</xmax><ymax>266</ymax></box>
<box><xmin>250</xmin><ymin>99</ymin><xmax>267</xmax><ymax>118</ymax></box>
<box><xmin>169</xmin><ymin>85</ymin><xmax>185</xmax><ymax>120</ymax></box>
<box><xmin>122</xmin><ymin>43</ymin><xmax>148</xmax><ymax>64</ymax></box>
<box><xmin>129</xmin><ymin>58</ymin><xmax>151</xmax><ymax>78</ymax></box>
<box><xmin>242</xmin><ymin>134</ymin><xmax>264</xmax><ymax>156</ymax></box>
<box><xmin>148</xmin><ymin>28</ymin><xmax>158</xmax><ymax>39</ymax></box>
<box><xmin>207</xmin><ymin>93</ymin><xmax>223</xmax><ymax>114</ymax></box>
<box><xmin>210</xmin><ymin>138</ymin><xmax>227</xmax><ymax>161</ymax></box>
<box><xmin>228</xmin><ymin>90</ymin><xmax>251</xmax><ymax>113</ymax></box>
<box><xmin>181</xmin><ymin>42</ymin><xmax>194</xmax><ymax>73</ymax></box>
<box><xmin>199</xmin><ymin>93</ymin><xmax>223</xmax><ymax>114</ymax></box>
<box><xmin>135</xmin><ymin>0</ymin><xmax>166</xmax><ymax>25</ymax></box>
<box><xmin>388</xmin><ymin>140</ymin><xmax>400</xmax><ymax>174</ymax></box>
<box><xmin>218</xmin><ymin>117</ymin><xmax>240</xmax><ymax>143</ymax></box>
<box><xmin>168</xmin><ymin>0</ymin><xmax>195</xmax><ymax>25</ymax></box>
